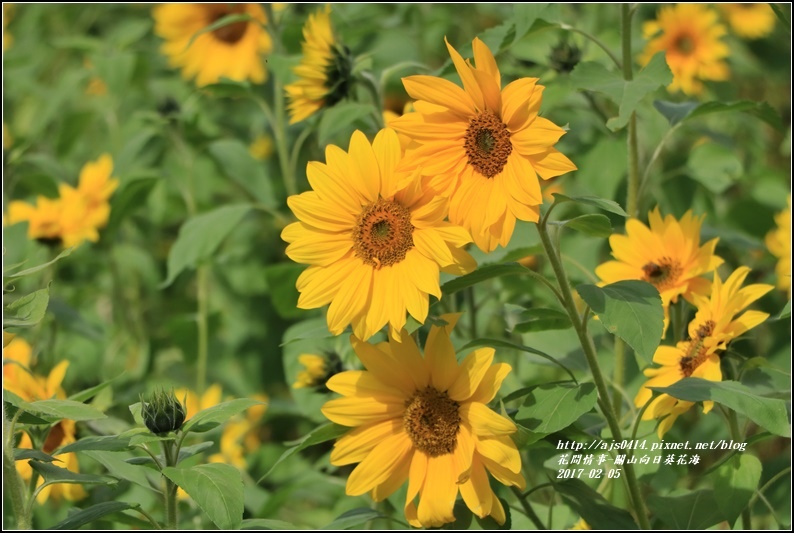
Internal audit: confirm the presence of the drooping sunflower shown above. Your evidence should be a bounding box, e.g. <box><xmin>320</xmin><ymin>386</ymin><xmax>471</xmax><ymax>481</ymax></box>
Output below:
<box><xmin>765</xmin><ymin>196</ymin><xmax>791</xmax><ymax>298</ymax></box>
<box><xmin>153</xmin><ymin>3</ymin><xmax>271</xmax><ymax>87</ymax></box>
<box><xmin>595</xmin><ymin>207</ymin><xmax>723</xmax><ymax>326</ymax></box>
<box><xmin>322</xmin><ymin>315</ymin><xmax>524</xmax><ymax>527</ymax></box>
<box><xmin>719</xmin><ymin>3</ymin><xmax>776</xmax><ymax>39</ymax></box>
<box><xmin>391</xmin><ymin>37</ymin><xmax>576</xmax><ymax>252</ymax></box>
<box><xmin>634</xmin><ymin>267</ymin><xmax>772</xmax><ymax>437</ymax></box>
<box><xmin>285</xmin><ymin>5</ymin><xmax>353</xmax><ymax>124</ymax></box>
<box><xmin>282</xmin><ymin>128</ymin><xmax>476</xmax><ymax>341</ymax></box>
<box><xmin>640</xmin><ymin>4</ymin><xmax>730</xmax><ymax>95</ymax></box>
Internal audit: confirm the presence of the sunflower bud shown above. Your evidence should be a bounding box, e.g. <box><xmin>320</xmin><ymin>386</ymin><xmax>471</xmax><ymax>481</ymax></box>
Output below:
<box><xmin>549</xmin><ymin>41</ymin><xmax>582</xmax><ymax>73</ymax></box>
<box><xmin>141</xmin><ymin>389</ymin><xmax>186</xmax><ymax>435</ymax></box>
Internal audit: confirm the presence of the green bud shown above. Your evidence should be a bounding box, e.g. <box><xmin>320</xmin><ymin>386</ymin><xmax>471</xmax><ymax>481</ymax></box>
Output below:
<box><xmin>141</xmin><ymin>389</ymin><xmax>186</xmax><ymax>435</ymax></box>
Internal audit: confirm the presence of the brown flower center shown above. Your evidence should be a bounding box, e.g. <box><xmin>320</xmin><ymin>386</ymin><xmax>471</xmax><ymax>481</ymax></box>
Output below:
<box><xmin>464</xmin><ymin>111</ymin><xmax>512</xmax><ymax>178</ymax></box>
<box><xmin>209</xmin><ymin>4</ymin><xmax>249</xmax><ymax>44</ymax></box>
<box><xmin>403</xmin><ymin>386</ymin><xmax>460</xmax><ymax>457</ymax></box>
<box><xmin>352</xmin><ymin>199</ymin><xmax>414</xmax><ymax>269</ymax></box>
<box><xmin>642</xmin><ymin>257</ymin><xmax>683</xmax><ymax>292</ymax></box>
<box><xmin>679</xmin><ymin>320</ymin><xmax>716</xmax><ymax>377</ymax></box>
<box><xmin>674</xmin><ymin>34</ymin><xmax>695</xmax><ymax>55</ymax></box>
<box><xmin>43</xmin><ymin>422</ymin><xmax>66</xmax><ymax>454</ymax></box>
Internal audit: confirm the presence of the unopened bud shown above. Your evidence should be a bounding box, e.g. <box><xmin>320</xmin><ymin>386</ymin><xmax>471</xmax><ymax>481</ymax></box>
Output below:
<box><xmin>141</xmin><ymin>389</ymin><xmax>186</xmax><ymax>435</ymax></box>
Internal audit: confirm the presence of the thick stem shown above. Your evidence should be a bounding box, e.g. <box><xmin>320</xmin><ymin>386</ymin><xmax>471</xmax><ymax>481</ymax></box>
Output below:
<box><xmin>196</xmin><ymin>265</ymin><xmax>209</xmax><ymax>395</ymax></box>
<box><xmin>3</xmin><ymin>451</ymin><xmax>31</xmax><ymax>529</ymax></box>
<box><xmin>726</xmin><ymin>408</ymin><xmax>752</xmax><ymax>529</ymax></box>
<box><xmin>621</xmin><ymin>5</ymin><xmax>641</xmax><ymax>218</ymax></box>
<box><xmin>537</xmin><ymin>221</ymin><xmax>651</xmax><ymax>529</ymax></box>
<box><xmin>510</xmin><ymin>486</ymin><xmax>546</xmax><ymax>530</ymax></box>
<box><xmin>162</xmin><ymin>442</ymin><xmax>179</xmax><ymax>529</ymax></box>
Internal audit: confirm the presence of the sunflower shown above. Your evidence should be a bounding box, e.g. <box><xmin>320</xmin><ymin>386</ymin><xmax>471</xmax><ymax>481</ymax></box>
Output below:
<box><xmin>390</xmin><ymin>37</ymin><xmax>576</xmax><ymax>252</ymax></box>
<box><xmin>4</xmin><ymin>195</ymin><xmax>64</xmax><ymax>243</ymax></box>
<box><xmin>285</xmin><ymin>5</ymin><xmax>353</xmax><ymax>124</ymax></box>
<box><xmin>634</xmin><ymin>267</ymin><xmax>772</xmax><ymax>438</ymax></box>
<box><xmin>153</xmin><ymin>3</ymin><xmax>271</xmax><ymax>87</ymax></box>
<box><xmin>322</xmin><ymin>315</ymin><xmax>524</xmax><ymax>527</ymax></box>
<box><xmin>765</xmin><ymin>196</ymin><xmax>791</xmax><ymax>298</ymax></box>
<box><xmin>719</xmin><ymin>3</ymin><xmax>776</xmax><ymax>39</ymax></box>
<box><xmin>640</xmin><ymin>4</ymin><xmax>730</xmax><ymax>95</ymax></box>
<box><xmin>282</xmin><ymin>128</ymin><xmax>476</xmax><ymax>341</ymax></box>
<box><xmin>595</xmin><ymin>207</ymin><xmax>723</xmax><ymax>328</ymax></box>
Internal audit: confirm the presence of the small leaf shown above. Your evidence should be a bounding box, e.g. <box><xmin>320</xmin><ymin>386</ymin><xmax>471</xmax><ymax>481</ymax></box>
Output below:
<box><xmin>555</xmin><ymin>478</ymin><xmax>638</xmax><ymax>529</ymax></box>
<box><xmin>516</xmin><ymin>383</ymin><xmax>597</xmax><ymax>434</ymax></box>
<box><xmin>4</xmin><ymin>398</ymin><xmax>52</xmax><ymax>425</ymax></box>
<box><xmin>685</xmin><ymin>100</ymin><xmax>783</xmax><ymax>131</ymax></box>
<box><xmin>653</xmin><ymin>100</ymin><xmax>699</xmax><ymax>126</ymax></box>
<box><xmin>776</xmin><ymin>300</ymin><xmax>790</xmax><ymax>320</ymax></box>
<box><xmin>650</xmin><ymin>378</ymin><xmax>790</xmax><ymax>437</ymax></box>
<box><xmin>83</xmin><ymin>451</ymin><xmax>159</xmax><ymax>493</ymax></box>
<box><xmin>606</xmin><ymin>53</ymin><xmax>672</xmax><ymax>131</ymax></box>
<box><xmin>554</xmin><ymin>214</ymin><xmax>612</xmax><ymax>238</ymax></box>
<box><xmin>57</xmin><ymin>436</ymin><xmax>133</xmax><ymax>454</ymax></box>
<box><xmin>576</xmin><ymin>281</ymin><xmax>664</xmax><ymax>360</ymax></box>
<box><xmin>183</xmin><ymin>398</ymin><xmax>264</xmax><ymax>433</ymax></box>
<box><xmin>68</xmin><ymin>373</ymin><xmax>124</xmax><ymax>403</ymax></box>
<box><xmin>162</xmin><ymin>204</ymin><xmax>252</xmax><ymax>287</ymax></box>
<box><xmin>4</xmin><ymin>287</ymin><xmax>50</xmax><ymax>328</ymax></box>
<box><xmin>322</xmin><ymin>508</ymin><xmax>388</xmax><ymax>530</ymax></box>
<box><xmin>710</xmin><ymin>454</ymin><xmax>762</xmax><ymax>526</ymax></box>
<box><xmin>4</xmin><ymin>248</ymin><xmax>74</xmax><ymax>281</ymax></box>
<box><xmin>30</xmin><ymin>460</ymin><xmax>117</xmax><ymax>486</ymax></box>
<box><xmin>259</xmin><ymin>423</ymin><xmax>349</xmax><ymax>481</ymax></box>
<box><xmin>106</xmin><ymin>176</ymin><xmax>160</xmax><ymax>236</ymax></box>
<box><xmin>441</xmin><ymin>263</ymin><xmax>529</xmax><ymax>295</ymax></box>
<box><xmin>163</xmin><ymin>463</ymin><xmax>244</xmax><ymax>530</ymax></box>
<box><xmin>647</xmin><ymin>490</ymin><xmax>723</xmax><ymax>529</ymax></box>
<box><xmin>460</xmin><ymin>338</ymin><xmax>577</xmax><ymax>383</ymax></box>
<box><xmin>512</xmin><ymin>307</ymin><xmax>572</xmax><ymax>333</ymax></box>
<box><xmin>14</xmin><ymin>449</ymin><xmax>58</xmax><ymax>462</ymax></box>
<box><xmin>551</xmin><ymin>193</ymin><xmax>628</xmax><ymax>216</ymax></box>
<box><xmin>178</xmin><ymin>441</ymin><xmax>214</xmax><ymax>463</ymax></box>
<box><xmin>51</xmin><ymin>501</ymin><xmax>140</xmax><ymax>531</ymax></box>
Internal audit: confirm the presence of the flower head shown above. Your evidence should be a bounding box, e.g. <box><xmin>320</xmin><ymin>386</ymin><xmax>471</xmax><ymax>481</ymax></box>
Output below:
<box><xmin>285</xmin><ymin>5</ymin><xmax>353</xmax><ymax>124</ymax></box>
<box><xmin>282</xmin><ymin>128</ymin><xmax>475</xmax><ymax>341</ymax></box>
<box><xmin>719</xmin><ymin>3</ymin><xmax>776</xmax><ymax>39</ymax></box>
<box><xmin>765</xmin><ymin>196</ymin><xmax>791</xmax><ymax>297</ymax></box>
<box><xmin>640</xmin><ymin>4</ymin><xmax>729</xmax><ymax>95</ymax></box>
<box><xmin>141</xmin><ymin>389</ymin><xmax>187</xmax><ymax>435</ymax></box>
<box><xmin>293</xmin><ymin>352</ymin><xmax>341</xmax><ymax>391</ymax></box>
<box><xmin>322</xmin><ymin>315</ymin><xmax>524</xmax><ymax>527</ymax></box>
<box><xmin>635</xmin><ymin>267</ymin><xmax>772</xmax><ymax>437</ymax></box>
<box><xmin>153</xmin><ymin>3</ymin><xmax>271</xmax><ymax>87</ymax></box>
<box><xmin>391</xmin><ymin>37</ymin><xmax>576</xmax><ymax>252</ymax></box>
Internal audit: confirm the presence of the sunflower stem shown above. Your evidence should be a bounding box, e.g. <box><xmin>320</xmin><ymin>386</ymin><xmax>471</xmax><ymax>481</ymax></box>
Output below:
<box><xmin>3</xmin><ymin>407</ymin><xmax>31</xmax><ymax>529</ymax></box>
<box><xmin>510</xmin><ymin>486</ymin><xmax>546</xmax><ymax>530</ymax></box>
<box><xmin>536</xmin><ymin>220</ymin><xmax>651</xmax><ymax>529</ymax></box>
<box><xmin>162</xmin><ymin>440</ymin><xmax>179</xmax><ymax>529</ymax></box>
<box><xmin>613</xmin><ymin>337</ymin><xmax>625</xmax><ymax>416</ymax></box>
<box><xmin>725</xmin><ymin>406</ymin><xmax>752</xmax><ymax>528</ymax></box>
<box><xmin>621</xmin><ymin>4</ymin><xmax>641</xmax><ymax>218</ymax></box>
<box><xmin>196</xmin><ymin>265</ymin><xmax>210</xmax><ymax>396</ymax></box>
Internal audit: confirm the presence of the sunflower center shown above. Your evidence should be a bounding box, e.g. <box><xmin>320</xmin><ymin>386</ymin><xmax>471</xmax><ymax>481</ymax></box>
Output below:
<box><xmin>674</xmin><ymin>34</ymin><xmax>695</xmax><ymax>55</ymax></box>
<box><xmin>679</xmin><ymin>320</ymin><xmax>716</xmax><ymax>377</ymax></box>
<box><xmin>642</xmin><ymin>258</ymin><xmax>683</xmax><ymax>292</ymax></box>
<box><xmin>210</xmin><ymin>5</ymin><xmax>249</xmax><ymax>44</ymax></box>
<box><xmin>352</xmin><ymin>198</ymin><xmax>414</xmax><ymax>269</ymax></box>
<box><xmin>464</xmin><ymin>111</ymin><xmax>512</xmax><ymax>179</ymax></box>
<box><xmin>403</xmin><ymin>386</ymin><xmax>460</xmax><ymax>457</ymax></box>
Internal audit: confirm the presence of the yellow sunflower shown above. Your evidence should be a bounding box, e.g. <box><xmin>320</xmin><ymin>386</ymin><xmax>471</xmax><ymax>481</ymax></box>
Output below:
<box><xmin>282</xmin><ymin>127</ymin><xmax>476</xmax><ymax>341</ymax></box>
<box><xmin>595</xmin><ymin>207</ymin><xmax>723</xmax><ymax>327</ymax></box>
<box><xmin>153</xmin><ymin>3</ymin><xmax>271</xmax><ymax>87</ymax></box>
<box><xmin>58</xmin><ymin>154</ymin><xmax>119</xmax><ymax>247</ymax></box>
<box><xmin>293</xmin><ymin>353</ymin><xmax>329</xmax><ymax>389</ymax></box>
<box><xmin>640</xmin><ymin>4</ymin><xmax>730</xmax><ymax>95</ymax></box>
<box><xmin>322</xmin><ymin>315</ymin><xmax>524</xmax><ymax>527</ymax></box>
<box><xmin>765</xmin><ymin>196</ymin><xmax>791</xmax><ymax>298</ymax></box>
<box><xmin>4</xmin><ymin>195</ymin><xmax>64</xmax><ymax>243</ymax></box>
<box><xmin>285</xmin><ymin>5</ymin><xmax>353</xmax><ymax>124</ymax></box>
<box><xmin>719</xmin><ymin>3</ymin><xmax>776</xmax><ymax>39</ymax></box>
<box><xmin>635</xmin><ymin>267</ymin><xmax>772</xmax><ymax>438</ymax></box>
<box><xmin>391</xmin><ymin>37</ymin><xmax>576</xmax><ymax>252</ymax></box>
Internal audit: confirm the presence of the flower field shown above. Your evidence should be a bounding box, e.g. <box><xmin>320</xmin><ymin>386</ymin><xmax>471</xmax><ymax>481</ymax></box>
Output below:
<box><xmin>2</xmin><ymin>3</ymin><xmax>791</xmax><ymax>530</ymax></box>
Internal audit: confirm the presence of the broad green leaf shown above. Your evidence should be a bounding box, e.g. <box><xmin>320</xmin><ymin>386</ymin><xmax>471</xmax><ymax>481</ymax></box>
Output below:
<box><xmin>259</xmin><ymin>423</ymin><xmax>348</xmax><ymax>481</ymax></box>
<box><xmin>4</xmin><ymin>396</ymin><xmax>52</xmax><ymax>425</ymax></box>
<box><xmin>162</xmin><ymin>204</ymin><xmax>252</xmax><ymax>287</ymax></box>
<box><xmin>322</xmin><ymin>508</ymin><xmax>389</xmax><ymax>530</ymax></box>
<box><xmin>777</xmin><ymin>300</ymin><xmax>790</xmax><ymax>320</ymax></box>
<box><xmin>686</xmin><ymin>101</ymin><xmax>783</xmax><ymax>130</ymax></box>
<box><xmin>208</xmin><ymin>140</ymin><xmax>275</xmax><ymax>206</ymax></box>
<box><xmin>555</xmin><ymin>479</ymin><xmax>638</xmax><ymax>529</ymax></box>
<box><xmin>25</xmin><ymin>399</ymin><xmax>106</xmax><ymax>422</ymax></box>
<box><xmin>241</xmin><ymin>518</ymin><xmax>302</xmax><ymax>530</ymax></box>
<box><xmin>553</xmin><ymin>214</ymin><xmax>612</xmax><ymax>238</ymax></box>
<box><xmin>51</xmin><ymin>501</ymin><xmax>140</xmax><ymax>531</ymax></box>
<box><xmin>569</xmin><ymin>61</ymin><xmax>624</xmax><ymax>103</ymax></box>
<box><xmin>68</xmin><ymin>373</ymin><xmax>124</xmax><ymax>403</ymax></box>
<box><xmin>460</xmin><ymin>338</ymin><xmax>577</xmax><ymax>383</ymax></box>
<box><xmin>83</xmin><ymin>451</ymin><xmax>159</xmax><ymax>493</ymax></box>
<box><xmin>178</xmin><ymin>441</ymin><xmax>214</xmax><ymax>463</ymax></box>
<box><xmin>647</xmin><ymin>490</ymin><xmax>723</xmax><ymax>529</ymax></box>
<box><xmin>653</xmin><ymin>100</ymin><xmax>699</xmax><ymax>126</ymax></box>
<box><xmin>57</xmin><ymin>436</ymin><xmax>133</xmax><ymax>454</ymax></box>
<box><xmin>280</xmin><ymin>317</ymin><xmax>334</xmax><ymax>346</ymax></box>
<box><xmin>263</xmin><ymin>263</ymin><xmax>306</xmax><ymax>319</ymax></box>
<box><xmin>513</xmin><ymin>4</ymin><xmax>559</xmax><ymax>43</ymax></box>
<box><xmin>4</xmin><ymin>287</ymin><xmax>50</xmax><ymax>328</ymax></box>
<box><xmin>650</xmin><ymin>378</ymin><xmax>790</xmax><ymax>437</ymax></box>
<box><xmin>163</xmin><ymin>463</ymin><xmax>244</xmax><ymax>530</ymax></box>
<box><xmin>686</xmin><ymin>143</ymin><xmax>742</xmax><ymax>194</ymax></box>
<box><xmin>551</xmin><ymin>193</ymin><xmax>628</xmax><ymax>216</ymax></box>
<box><xmin>512</xmin><ymin>307</ymin><xmax>572</xmax><ymax>333</ymax></box>
<box><xmin>516</xmin><ymin>383</ymin><xmax>597</xmax><ymax>434</ymax></box>
<box><xmin>106</xmin><ymin>176</ymin><xmax>160</xmax><ymax>236</ymax></box>
<box><xmin>183</xmin><ymin>398</ymin><xmax>263</xmax><ymax>433</ymax></box>
<box><xmin>4</xmin><ymin>248</ymin><xmax>74</xmax><ymax>281</ymax></box>
<box><xmin>710</xmin><ymin>454</ymin><xmax>762</xmax><ymax>526</ymax></box>
<box><xmin>30</xmin><ymin>460</ymin><xmax>117</xmax><ymax>486</ymax></box>
<box><xmin>576</xmin><ymin>281</ymin><xmax>664</xmax><ymax>360</ymax></box>
<box><xmin>14</xmin><ymin>449</ymin><xmax>57</xmax><ymax>462</ymax></box>
<box><xmin>441</xmin><ymin>263</ymin><xmax>529</xmax><ymax>295</ymax></box>
<box><xmin>318</xmin><ymin>102</ymin><xmax>376</xmax><ymax>145</ymax></box>
<box><xmin>95</xmin><ymin>51</ymin><xmax>136</xmax><ymax>96</ymax></box>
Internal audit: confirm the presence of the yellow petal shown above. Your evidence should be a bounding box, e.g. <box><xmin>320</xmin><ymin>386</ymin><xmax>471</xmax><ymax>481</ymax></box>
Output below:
<box><xmin>417</xmin><ymin>454</ymin><xmax>458</xmax><ymax>527</ymax></box>
<box><xmin>346</xmin><ymin>432</ymin><xmax>414</xmax><ymax>496</ymax></box>
<box><xmin>321</xmin><ymin>396</ymin><xmax>405</xmax><ymax>427</ymax></box>
<box><xmin>448</xmin><ymin>348</ymin><xmax>495</xmax><ymax>402</ymax></box>
<box><xmin>462</xmin><ymin>402</ymin><xmax>516</xmax><ymax>436</ymax></box>
<box><xmin>331</xmin><ymin>418</ymin><xmax>404</xmax><ymax>466</ymax></box>
<box><xmin>459</xmin><ymin>456</ymin><xmax>494</xmax><ymax>518</ymax></box>
<box><xmin>402</xmin><ymin>75</ymin><xmax>477</xmax><ymax>119</ymax></box>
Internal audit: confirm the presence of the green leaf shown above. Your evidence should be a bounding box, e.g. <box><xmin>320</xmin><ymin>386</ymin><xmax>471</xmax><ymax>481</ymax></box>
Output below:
<box><xmin>4</xmin><ymin>396</ymin><xmax>52</xmax><ymax>425</ymax></box>
<box><xmin>555</xmin><ymin>479</ymin><xmax>638</xmax><ymax>529</ymax></box>
<box><xmin>30</xmin><ymin>460</ymin><xmax>117</xmax><ymax>486</ymax></box>
<box><xmin>513</xmin><ymin>4</ymin><xmax>558</xmax><ymax>43</ymax></box>
<box><xmin>128</xmin><ymin>402</ymin><xmax>145</xmax><ymax>426</ymax></box>
<box><xmin>106</xmin><ymin>176</ymin><xmax>160</xmax><ymax>236</ymax></box>
<box><xmin>776</xmin><ymin>300</ymin><xmax>790</xmax><ymax>320</ymax></box>
<box><xmin>280</xmin><ymin>317</ymin><xmax>334</xmax><ymax>346</ymax></box>
<box><xmin>14</xmin><ymin>449</ymin><xmax>58</xmax><ymax>462</ymax></box>
<box><xmin>710</xmin><ymin>454</ymin><xmax>762</xmax><ymax>526</ymax></box>
<box><xmin>770</xmin><ymin>3</ymin><xmax>791</xmax><ymax>31</ymax></box>
<box><xmin>317</xmin><ymin>102</ymin><xmax>376</xmax><ymax>146</ymax></box>
<box><xmin>686</xmin><ymin>101</ymin><xmax>783</xmax><ymax>131</ymax></box>
<box><xmin>163</xmin><ymin>463</ymin><xmax>244</xmax><ymax>530</ymax></box>
<box><xmin>241</xmin><ymin>518</ymin><xmax>302</xmax><ymax>530</ymax></box>
<box><xmin>178</xmin><ymin>441</ymin><xmax>214</xmax><ymax>463</ymax></box>
<box><xmin>25</xmin><ymin>399</ymin><xmax>106</xmax><ymax>422</ymax></box>
<box><xmin>4</xmin><ymin>248</ymin><xmax>74</xmax><ymax>281</ymax></box>
<box><xmin>653</xmin><ymin>100</ymin><xmax>699</xmax><ymax>126</ymax></box>
<box><xmin>263</xmin><ymin>263</ymin><xmax>306</xmax><ymax>319</ymax></box>
<box><xmin>512</xmin><ymin>307</ymin><xmax>572</xmax><ymax>333</ymax></box>
<box><xmin>183</xmin><ymin>398</ymin><xmax>263</xmax><ymax>433</ymax></box>
<box><xmin>441</xmin><ymin>263</ymin><xmax>529</xmax><ymax>295</ymax></box>
<box><xmin>551</xmin><ymin>193</ymin><xmax>628</xmax><ymax>216</ymax></box>
<box><xmin>208</xmin><ymin>140</ymin><xmax>275</xmax><ymax>207</ymax></box>
<box><xmin>68</xmin><ymin>373</ymin><xmax>124</xmax><ymax>403</ymax></box>
<box><xmin>650</xmin><ymin>378</ymin><xmax>790</xmax><ymax>437</ymax></box>
<box><xmin>686</xmin><ymin>143</ymin><xmax>742</xmax><ymax>194</ymax></box>
<box><xmin>460</xmin><ymin>338</ymin><xmax>577</xmax><ymax>383</ymax></box>
<box><xmin>647</xmin><ymin>490</ymin><xmax>723</xmax><ymax>529</ymax></box>
<box><xmin>516</xmin><ymin>383</ymin><xmax>597</xmax><ymax>434</ymax></box>
<box><xmin>51</xmin><ymin>501</ymin><xmax>140</xmax><ymax>531</ymax></box>
<box><xmin>162</xmin><ymin>204</ymin><xmax>252</xmax><ymax>287</ymax></box>
<box><xmin>4</xmin><ymin>287</ymin><xmax>50</xmax><ymax>328</ymax></box>
<box><xmin>202</xmin><ymin>79</ymin><xmax>253</xmax><ymax>99</ymax></box>
<box><xmin>259</xmin><ymin>423</ymin><xmax>348</xmax><ymax>481</ymax></box>
<box><xmin>553</xmin><ymin>214</ymin><xmax>612</xmax><ymax>238</ymax></box>
<box><xmin>83</xmin><ymin>451</ymin><xmax>159</xmax><ymax>493</ymax></box>
<box><xmin>322</xmin><ymin>508</ymin><xmax>388</xmax><ymax>530</ymax></box>
<box><xmin>576</xmin><ymin>281</ymin><xmax>663</xmax><ymax>361</ymax></box>
<box><xmin>497</xmin><ymin>245</ymin><xmax>544</xmax><ymax>264</ymax></box>
<box><xmin>57</xmin><ymin>436</ymin><xmax>133</xmax><ymax>454</ymax></box>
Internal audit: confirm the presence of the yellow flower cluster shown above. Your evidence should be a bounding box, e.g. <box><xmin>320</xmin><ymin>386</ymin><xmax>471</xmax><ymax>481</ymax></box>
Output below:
<box><xmin>4</xmin><ymin>154</ymin><xmax>119</xmax><ymax>247</ymax></box>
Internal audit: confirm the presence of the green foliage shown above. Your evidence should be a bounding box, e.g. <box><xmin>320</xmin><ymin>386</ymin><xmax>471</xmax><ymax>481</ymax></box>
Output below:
<box><xmin>554</xmin><ymin>479</ymin><xmax>638</xmax><ymax>529</ymax></box>
<box><xmin>515</xmin><ymin>382</ymin><xmax>597</xmax><ymax>435</ymax></box>
<box><xmin>710</xmin><ymin>454</ymin><xmax>763</xmax><ymax>527</ymax></box>
<box><xmin>51</xmin><ymin>502</ymin><xmax>141</xmax><ymax>531</ymax></box>
<box><xmin>3</xmin><ymin>287</ymin><xmax>50</xmax><ymax>328</ymax></box>
<box><xmin>163</xmin><ymin>464</ymin><xmax>245</xmax><ymax>530</ymax></box>
<box><xmin>646</xmin><ymin>490</ymin><xmax>724</xmax><ymax>529</ymax></box>
<box><xmin>182</xmin><ymin>398</ymin><xmax>263</xmax><ymax>433</ymax></box>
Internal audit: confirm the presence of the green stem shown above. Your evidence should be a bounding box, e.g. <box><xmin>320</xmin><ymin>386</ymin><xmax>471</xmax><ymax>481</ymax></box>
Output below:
<box><xmin>3</xmin><ymin>406</ymin><xmax>30</xmax><ymax>529</ymax></box>
<box><xmin>559</xmin><ymin>23</ymin><xmax>622</xmax><ymax>71</ymax></box>
<box><xmin>510</xmin><ymin>486</ymin><xmax>546</xmax><ymax>530</ymax></box>
<box><xmin>136</xmin><ymin>507</ymin><xmax>163</xmax><ymax>530</ymax></box>
<box><xmin>536</xmin><ymin>221</ymin><xmax>650</xmax><ymax>529</ymax></box>
<box><xmin>162</xmin><ymin>442</ymin><xmax>178</xmax><ymax>529</ymax></box>
<box><xmin>613</xmin><ymin>337</ymin><xmax>625</xmax><ymax>416</ymax></box>
<box><xmin>726</xmin><ymin>408</ymin><xmax>752</xmax><ymax>529</ymax></box>
<box><xmin>621</xmin><ymin>5</ymin><xmax>640</xmax><ymax>218</ymax></box>
<box><xmin>288</xmin><ymin>123</ymin><xmax>315</xmax><ymax>191</ymax></box>
<box><xmin>196</xmin><ymin>265</ymin><xmax>209</xmax><ymax>395</ymax></box>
